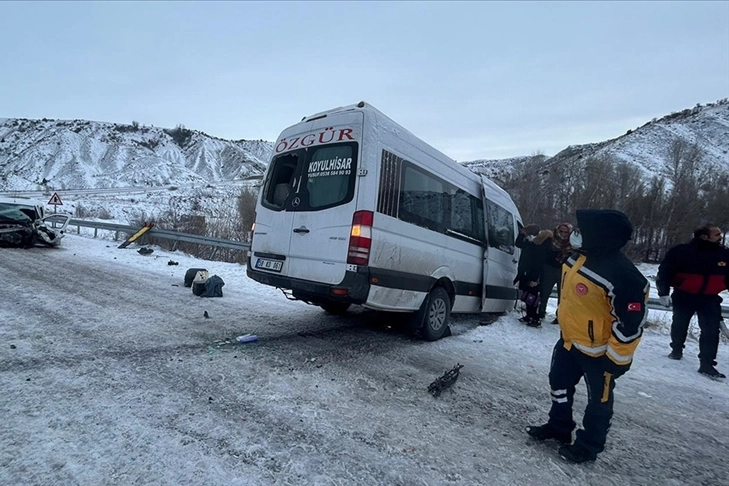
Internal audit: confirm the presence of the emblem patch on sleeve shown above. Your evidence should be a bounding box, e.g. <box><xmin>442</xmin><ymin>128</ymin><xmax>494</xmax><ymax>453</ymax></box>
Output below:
<box><xmin>627</xmin><ymin>302</ymin><xmax>642</xmax><ymax>311</ymax></box>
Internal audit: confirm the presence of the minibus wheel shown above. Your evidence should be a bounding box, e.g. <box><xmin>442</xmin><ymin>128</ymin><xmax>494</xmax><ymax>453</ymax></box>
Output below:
<box><xmin>320</xmin><ymin>301</ymin><xmax>351</xmax><ymax>315</ymax></box>
<box><xmin>415</xmin><ymin>287</ymin><xmax>451</xmax><ymax>341</ymax></box>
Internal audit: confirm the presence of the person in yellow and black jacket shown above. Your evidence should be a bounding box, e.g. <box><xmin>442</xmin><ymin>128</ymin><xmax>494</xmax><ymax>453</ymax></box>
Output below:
<box><xmin>656</xmin><ymin>224</ymin><xmax>729</xmax><ymax>379</ymax></box>
<box><xmin>526</xmin><ymin>209</ymin><xmax>649</xmax><ymax>464</ymax></box>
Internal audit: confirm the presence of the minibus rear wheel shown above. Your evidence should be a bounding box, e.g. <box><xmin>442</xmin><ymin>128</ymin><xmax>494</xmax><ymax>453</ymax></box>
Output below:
<box><xmin>414</xmin><ymin>287</ymin><xmax>451</xmax><ymax>341</ymax></box>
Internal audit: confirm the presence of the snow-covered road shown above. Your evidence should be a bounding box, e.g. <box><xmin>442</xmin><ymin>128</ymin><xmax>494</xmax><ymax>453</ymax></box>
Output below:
<box><xmin>1</xmin><ymin>235</ymin><xmax>728</xmax><ymax>485</ymax></box>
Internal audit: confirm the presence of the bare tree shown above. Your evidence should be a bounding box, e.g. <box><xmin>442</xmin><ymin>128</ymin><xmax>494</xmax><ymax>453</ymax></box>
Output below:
<box><xmin>501</xmin><ymin>153</ymin><xmax>552</xmax><ymax>225</ymax></box>
<box><xmin>703</xmin><ymin>173</ymin><xmax>729</xmax><ymax>244</ymax></box>
<box><xmin>663</xmin><ymin>139</ymin><xmax>707</xmax><ymax>249</ymax></box>
<box><xmin>237</xmin><ymin>187</ymin><xmax>259</xmax><ymax>243</ymax></box>
<box><xmin>572</xmin><ymin>156</ymin><xmax>617</xmax><ymax>209</ymax></box>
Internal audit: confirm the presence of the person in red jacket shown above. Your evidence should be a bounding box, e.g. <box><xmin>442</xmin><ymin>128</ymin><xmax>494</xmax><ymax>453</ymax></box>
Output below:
<box><xmin>656</xmin><ymin>224</ymin><xmax>729</xmax><ymax>379</ymax></box>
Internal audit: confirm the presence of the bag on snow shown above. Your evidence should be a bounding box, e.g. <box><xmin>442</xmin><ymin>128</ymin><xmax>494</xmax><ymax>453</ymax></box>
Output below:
<box><xmin>519</xmin><ymin>289</ymin><xmax>539</xmax><ymax>308</ymax></box>
<box><xmin>202</xmin><ymin>275</ymin><xmax>225</xmax><ymax>298</ymax></box>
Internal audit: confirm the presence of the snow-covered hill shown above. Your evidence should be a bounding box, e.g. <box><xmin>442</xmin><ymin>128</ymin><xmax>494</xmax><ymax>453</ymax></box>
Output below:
<box><xmin>0</xmin><ymin>118</ymin><xmax>273</xmax><ymax>191</ymax></box>
<box><xmin>465</xmin><ymin>99</ymin><xmax>729</xmax><ymax>180</ymax></box>
<box><xmin>1</xmin><ymin>99</ymin><xmax>727</xmax><ymax>195</ymax></box>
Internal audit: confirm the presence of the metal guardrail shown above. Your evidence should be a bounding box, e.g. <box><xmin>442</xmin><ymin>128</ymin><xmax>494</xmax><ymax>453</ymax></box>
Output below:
<box><xmin>547</xmin><ymin>291</ymin><xmax>729</xmax><ymax>319</ymax></box>
<box><xmin>646</xmin><ymin>296</ymin><xmax>729</xmax><ymax>320</ymax></box>
<box><xmin>65</xmin><ymin>218</ymin><xmax>250</xmax><ymax>255</ymax></box>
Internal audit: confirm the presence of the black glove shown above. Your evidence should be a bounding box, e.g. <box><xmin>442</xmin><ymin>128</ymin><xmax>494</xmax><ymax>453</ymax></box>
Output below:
<box><xmin>603</xmin><ymin>355</ymin><xmax>630</xmax><ymax>379</ymax></box>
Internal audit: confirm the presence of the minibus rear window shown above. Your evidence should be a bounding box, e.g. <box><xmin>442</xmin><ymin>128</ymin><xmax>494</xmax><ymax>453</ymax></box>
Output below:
<box><xmin>261</xmin><ymin>142</ymin><xmax>358</xmax><ymax>212</ymax></box>
<box><xmin>305</xmin><ymin>144</ymin><xmax>356</xmax><ymax>209</ymax></box>
<box><xmin>262</xmin><ymin>152</ymin><xmax>300</xmax><ymax>209</ymax></box>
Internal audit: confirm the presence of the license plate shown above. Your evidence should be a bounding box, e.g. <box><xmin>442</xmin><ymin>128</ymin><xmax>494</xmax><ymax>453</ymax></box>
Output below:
<box><xmin>255</xmin><ymin>258</ymin><xmax>283</xmax><ymax>273</ymax></box>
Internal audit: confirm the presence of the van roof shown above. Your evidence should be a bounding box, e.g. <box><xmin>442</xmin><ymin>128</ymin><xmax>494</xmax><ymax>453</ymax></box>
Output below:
<box><xmin>297</xmin><ymin>102</ymin><xmax>520</xmax><ymax>220</ymax></box>
<box><xmin>301</xmin><ymin>101</ymin><xmax>469</xmax><ymax>175</ymax></box>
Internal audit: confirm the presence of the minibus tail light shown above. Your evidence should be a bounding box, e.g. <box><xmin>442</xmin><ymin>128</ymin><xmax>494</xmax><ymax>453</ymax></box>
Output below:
<box><xmin>249</xmin><ymin>212</ymin><xmax>256</xmax><ymax>247</ymax></box>
<box><xmin>347</xmin><ymin>210</ymin><xmax>373</xmax><ymax>266</ymax></box>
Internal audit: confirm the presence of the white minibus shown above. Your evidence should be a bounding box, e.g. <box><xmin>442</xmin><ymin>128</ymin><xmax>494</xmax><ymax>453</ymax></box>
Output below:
<box><xmin>247</xmin><ymin>102</ymin><xmax>522</xmax><ymax>340</ymax></box>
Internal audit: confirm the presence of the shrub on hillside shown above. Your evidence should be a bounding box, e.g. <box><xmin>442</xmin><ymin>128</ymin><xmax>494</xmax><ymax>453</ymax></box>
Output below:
<box><xmin>165</xmin><ymin>124</ymin><xmax>193</xmax><ymax>148</ymax></box>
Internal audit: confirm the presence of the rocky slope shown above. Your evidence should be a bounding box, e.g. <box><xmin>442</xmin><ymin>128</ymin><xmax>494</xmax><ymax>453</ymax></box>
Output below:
<box><xmin>0</xmin><ymin>118</ymin><xmax>273</xmax><ymax>191</ymax></box>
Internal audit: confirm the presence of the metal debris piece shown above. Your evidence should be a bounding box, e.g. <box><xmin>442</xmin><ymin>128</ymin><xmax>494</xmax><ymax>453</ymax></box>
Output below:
<box><xmin>428</xmin><ymin>364</ymin><xmax>464</xmax><ymax>397</ymax></box>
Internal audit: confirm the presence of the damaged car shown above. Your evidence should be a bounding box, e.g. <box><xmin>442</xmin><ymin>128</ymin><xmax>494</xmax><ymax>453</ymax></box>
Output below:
<box><xmin>0</xmin><ymin>198</ymin><xmax>71</xmax><ymax>248</ymax></box>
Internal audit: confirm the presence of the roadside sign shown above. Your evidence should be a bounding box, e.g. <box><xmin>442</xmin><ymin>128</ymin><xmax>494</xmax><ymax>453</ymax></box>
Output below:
<box><xmin>48</xmin><ymin>192</ymin><xmax>63</xmax><ymax>206</ymax></box>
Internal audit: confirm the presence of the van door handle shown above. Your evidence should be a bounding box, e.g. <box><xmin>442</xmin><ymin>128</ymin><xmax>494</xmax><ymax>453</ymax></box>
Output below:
<box><xmin>293</xmin><ymin>227</ymin><xmax>310</xmax><ymax>234</ymax></box>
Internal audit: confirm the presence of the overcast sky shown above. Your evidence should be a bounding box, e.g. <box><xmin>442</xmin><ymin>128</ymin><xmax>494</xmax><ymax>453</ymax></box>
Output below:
<box><xmin>1</xmin><ymin>1</ymin><xmax>727</xmax><ymax>161</ymax></box>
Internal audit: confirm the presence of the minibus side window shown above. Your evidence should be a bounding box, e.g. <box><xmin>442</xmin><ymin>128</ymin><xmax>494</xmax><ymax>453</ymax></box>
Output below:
<box><xmin>377</xmin><ymin>150</ymin><xmax>402</xmax><ymax>217</ymax></box>
<box><xmin>473</xmin><ymin>199</ymin><xmax>486</xmax><ymax>243</ymax></box>
<box><xmin>485</xmin><ymin>199</ymin><xmax>515</xmax><ymax>254</ymax></box>
<box><xmin>450</xmin><ymin>188</ymin><xmax>485</xmax><ymax>243</ymax></box>
<box><xmin>377</xmin><ymin>149</ymin><xmax>486</xmax><ymax>244</ymax></box>
<box><xmin>400</xmin><ymin>165</ymin><xmax>445</xmax><ymax>232</ymax></box>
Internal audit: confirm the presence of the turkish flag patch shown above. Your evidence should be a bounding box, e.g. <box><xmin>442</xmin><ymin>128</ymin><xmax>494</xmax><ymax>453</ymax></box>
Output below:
<box><xmin>627</xmin><ymin>302</ymin><xmax>642</xmax><ymax>311</ymax></box>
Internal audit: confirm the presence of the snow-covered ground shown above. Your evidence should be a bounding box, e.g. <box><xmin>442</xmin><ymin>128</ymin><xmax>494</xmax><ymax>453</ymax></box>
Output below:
<box><xmin>1</xmin><ymin>234</ymin><xmax>728</xmax><ymax>486</ymax></box>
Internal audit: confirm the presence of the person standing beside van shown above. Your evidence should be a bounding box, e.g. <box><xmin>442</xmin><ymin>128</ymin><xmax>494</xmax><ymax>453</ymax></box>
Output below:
<box><xmin>515</xmin><ymin>224</ymin><xmax>550</xmax><ymax>327</ymax></box>
<box><xmin>527</xmin><ymin>209</ymin><xmax>649</xmax><ymax>463</ymax></box>
<box><xmin>656</xmin><ymin>224</ymin><xmax>729</xmax><ymax>379</ymax></box>
<box><xmin>537</xmin><ymin>222</ymin><xmax>574</xmax><ymax>325</ymax></box>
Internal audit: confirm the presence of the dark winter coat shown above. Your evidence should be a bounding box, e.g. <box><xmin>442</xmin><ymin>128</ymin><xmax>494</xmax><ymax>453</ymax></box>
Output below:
<box><xmin>559</xmin><ymin>209</ymin><xmax>649</xmax><ymax>373</ymax></box>
<box><xmin>656</xmin><ymin>238</ymin><xmax>729</xmax><ymax>297</ymax></box>
<box><xmin>514</xmin><ymin>230</ymin><xmax>552</xmax><ymax>291</ymax></box>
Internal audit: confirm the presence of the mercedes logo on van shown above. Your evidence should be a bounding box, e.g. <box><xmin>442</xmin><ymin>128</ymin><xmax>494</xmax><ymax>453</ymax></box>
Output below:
<box><xmin>292</xmin><ymin>197</ymin><xmax>301</xmax><ymax>208</ymax></box>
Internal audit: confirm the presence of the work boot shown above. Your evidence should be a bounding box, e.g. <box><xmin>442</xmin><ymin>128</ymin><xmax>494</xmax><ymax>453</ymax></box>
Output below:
<box><xmin>551</xmin><ymin>318</ymin><xmax>559</xmax><ymax>325</ymax></box>
<box><xmin>526</xmin><ymin>318</ymin><xmax>542</xmax><ymax>328</ymax></box>
<box><xmin>559</xmin><ymin>442</ymin><xmax>597</xmax><ymax>464</ymax></box>
<box><xmin>526</xmin><ymin>423</ymin><xmax>571</xmax><ymax>444</ymax></box>
<box><xmin>518</xmin><ymin>316</ymin><xmax>529</xmax><ymax>323</ymax></box>
<box><xmin>698</xmin><ymin>364</ymin><xmax>726</xmax><ymax>380</ymax></box>
<box><xmin>667</xmin><ymin>350</ymin><xmax>683</xmax><ymax>360</ymax></box>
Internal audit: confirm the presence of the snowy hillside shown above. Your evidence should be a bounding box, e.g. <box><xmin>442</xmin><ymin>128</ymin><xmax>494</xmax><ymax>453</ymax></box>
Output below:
<box><xmin>465</xmin><ymin>99</ymin><xmax>729</xmax><ymax>180</ymax></box>
<box><xmin>0</xmin><ymin>118</ymin><xmax>273</xmax><ymax>191</ymax></box>
<box><xmin>1</xmin><ymin>99</ymin><xmax>727</xmax><ymax>197</ymax></box>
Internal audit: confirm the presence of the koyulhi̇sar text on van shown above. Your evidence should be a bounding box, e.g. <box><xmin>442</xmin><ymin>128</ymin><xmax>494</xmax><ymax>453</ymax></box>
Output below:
<box><xmin>247</xmin><ymin>102</ymin><xmax>522</xmax><ymax>340</ymax></box>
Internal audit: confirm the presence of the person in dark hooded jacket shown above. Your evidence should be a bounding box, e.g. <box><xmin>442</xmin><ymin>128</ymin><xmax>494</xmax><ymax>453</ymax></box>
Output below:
<box><xmin>515</xmin><ymin>225</ymin><xmax>552</xmax><ymax>327</ymax></box>
<box><xmin>526</xmin><ymin>209</ymin><xmax>649</xmax><ymax>464</ymax></box>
